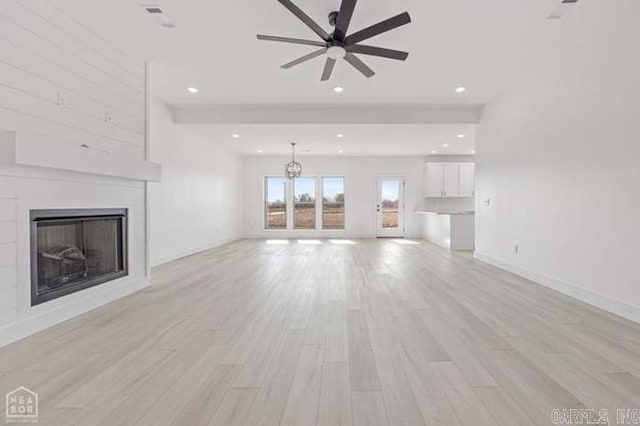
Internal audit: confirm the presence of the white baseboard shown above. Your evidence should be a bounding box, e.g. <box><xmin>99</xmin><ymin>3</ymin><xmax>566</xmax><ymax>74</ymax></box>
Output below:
<box><xmin>151</xmin><ymin>234</ymin><xmax>242</xmax><ymax>267</ymax></box>
<box><xmin>0</xmin><ymin>276</ymin><xmax>151</xmax><ymax>348</ymax></box>
<box><xmin>474</xmin><ymin>251</ymin><xmax>640</xmax><ymax>324</ymax></box>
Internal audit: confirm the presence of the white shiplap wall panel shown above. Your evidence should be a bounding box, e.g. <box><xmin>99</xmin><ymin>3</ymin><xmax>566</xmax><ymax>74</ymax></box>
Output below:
<box><xmin>0</xmin><ymin>18</ymin><xmax>144</xmax><ymax>110</ymax></box>
<box><xmin>0</xmin><ymin>37</ymin><xmax>144</xmax><ymax>120</ymax></box>
<box><xmin>0</xmin><ymin>221</ymin><xmax>16</xmax><ymax>243</ymax></box>
<box><xmin>0</xmin><ymin>0</ymin><xmax>146</xmax><ymax>158</ymax></box>
<box><xmin>0</xmin><ymin>243</ymin><xmax>16</xmax><ymax>267</ymax></box>
<box><xmin>0</xmin><ymin>106</ymin><xmax>145</xmax><ymax>161</ymax></box>
<box><xmin>0</xmin><ymin>8</ymin><xmax>144</xmax><ymax>102</ymax></box>
<box><xmin>0</xmin><ymin>199</ymin><xmax>17</xmax><ymax>221</ymax></box>
<box><xmin>0</xmin><ymin>86</ymin><xmax>144</xmax><ymax>148</ymax></box>
<box><xmin>0</xmin><ymin>310</ymin><xmax>17</xmax><ymax>327</ymax></box>
<box><xmin>0</xmin><ymin>0</ymin><xmax>150</xmax><ymax>346</ymax></box>
<box><xmin>12</xmin><ymin>0</ymin><xmax>146</xmax><ymax>82</ymax></box>
<box><xmin>0</xmin><ymin>264</ymin><xmax>17</xmax><ymax>290</ymax></box>
<box><xmin>0</xmin><ymin>287</ymin><xmax>17</xmax><ymax>313</ymax></box>
<box><xmin>0</xmin><ymin>61</ymin><xmax>145</xmax><ymax>134</ymax></box>
<box><xmin>7</xmin><ymin>0</ymin><xmax>145</xmax><ymax>89</ymax></box>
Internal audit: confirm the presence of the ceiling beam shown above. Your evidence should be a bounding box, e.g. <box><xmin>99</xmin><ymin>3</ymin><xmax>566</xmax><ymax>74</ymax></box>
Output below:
<box><xmin>172</xmin><ymin>104</ymin><xmax>483</xmax><ymax>125</ymax></box>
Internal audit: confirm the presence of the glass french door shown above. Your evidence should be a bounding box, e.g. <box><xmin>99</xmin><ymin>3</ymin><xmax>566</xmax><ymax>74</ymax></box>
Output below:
<box><xmin>376</xmin><ymin>177</ymin><xmax>405</xmax><ymax>238</ymax></box>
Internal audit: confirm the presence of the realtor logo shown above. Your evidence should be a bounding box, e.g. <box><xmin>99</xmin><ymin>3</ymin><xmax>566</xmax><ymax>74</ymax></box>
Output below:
<box><xmin>5</xmin><ymin>387</ymin><xmax>38</xmax><ymax>423</ymax></box>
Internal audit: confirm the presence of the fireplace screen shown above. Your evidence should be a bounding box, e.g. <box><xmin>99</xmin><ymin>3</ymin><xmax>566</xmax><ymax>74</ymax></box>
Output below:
<box><xmin>30</xmin><ymin>209</ymin><xmax>128</xmax><ymax>306</ymax></box>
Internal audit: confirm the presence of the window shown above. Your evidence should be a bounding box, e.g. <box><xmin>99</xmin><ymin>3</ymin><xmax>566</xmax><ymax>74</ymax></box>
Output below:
<box><xmin>264</xmin><ymin>176</ymin><xmax>346</xmax><ymax>230</ymax></box>
<box><xmin>322</xmin><ymin>177</ymin><xmax>345</xmax><ymax>229</ymax></box>
<box><xmin>265</xmin><ymin>177</ymin><xmax>287</xmax><ymax>229</ymax></box>
<box><xmin>294</xmin><ymin>177</ymin><xmax>316</xmax><ymax>229</ymax></box>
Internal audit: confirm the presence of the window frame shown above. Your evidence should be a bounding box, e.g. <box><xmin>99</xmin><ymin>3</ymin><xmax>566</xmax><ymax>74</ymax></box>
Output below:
<box><xmin>263</xmin><ymin>176</ymin><xmax>347</xmax><ymax>231</ymax></box>
<box><xmin>293</xmin><ymin>176</ymin><xmax>317</xmax><ymax>230</ymax></box>
<box><xmin>264</xmin><ymin>176</ymin><xmax>288</xmax><ymax>230</ymax></box>
<box><xmin>321</xmin><ymin>176</ymin><xmax>346</xmax><ymax>230</ymax></box>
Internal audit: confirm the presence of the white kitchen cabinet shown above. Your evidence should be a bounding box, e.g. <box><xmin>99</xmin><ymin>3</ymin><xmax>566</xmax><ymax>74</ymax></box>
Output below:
<box><xmin>442</xmin><ymin>164</ymin><xmax>460</xmax><ymax>197</ymax></box>
<box><xmin>426</xmin><ymin>164</ymin><xmax>445</xmax><ymax>197</ymax></box>
<box><xmin>425</xmin><ymin>162</ymin><xmax>475</xmax><ymax>198</ymax></box>
<box><xmin>459</xmin><ymin>163</ymin><xmax>475</xmax><ymax>197</ymax></box>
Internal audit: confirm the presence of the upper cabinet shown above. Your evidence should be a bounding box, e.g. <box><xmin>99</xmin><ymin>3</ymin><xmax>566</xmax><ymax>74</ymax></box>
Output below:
<box><xmin>425</xmin><ymin>162</ymin><xmax>475</xmax><ymax>198</ymax></box>
<box><xmin>458</xmin><ymin>163</ymin><xmax>476</xmax><ymax>197</ymax></box>
<box><xmin>426</xmin><ymin>163</ymin><xmax>445</xmax><ymax>198</ymax></box>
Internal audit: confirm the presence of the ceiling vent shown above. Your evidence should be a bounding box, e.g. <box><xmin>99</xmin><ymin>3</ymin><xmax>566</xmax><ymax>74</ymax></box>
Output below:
<box><xmin>140</xmin><ymin>3</ymin><xmax>175</xmax><ymax>28</ymax></box>
<box><xmin>547</xmin><ymin>0</ymin><xmax>579</xmax><ymax>20</ymax></box>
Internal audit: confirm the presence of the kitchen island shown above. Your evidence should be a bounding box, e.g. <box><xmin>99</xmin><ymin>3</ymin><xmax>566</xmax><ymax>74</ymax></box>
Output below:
<box><xmin>416</xmin><ymin>210</ymin><xmax>475</xmax><ymax>251</ymax></box>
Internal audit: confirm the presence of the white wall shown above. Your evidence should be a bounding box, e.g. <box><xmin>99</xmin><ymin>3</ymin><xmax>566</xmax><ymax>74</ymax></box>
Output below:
<box><xmin>0</xmin><ymin>0</ymin><xmax>149</xmax><ymax>346</ymax></box>
<box><xmin>475</xmin><ymin>0</ymin><xmax>640</xmax><ymax>322</ymax></box>
<box><xmin>148</xmin><ymin>99</ymin><xmax>243</xmax><ymax>266</ymax></box>
<box><xmin>243</xmin><ymin>156</ymin><xmax>424</xmax><ymax>238</ymax></box>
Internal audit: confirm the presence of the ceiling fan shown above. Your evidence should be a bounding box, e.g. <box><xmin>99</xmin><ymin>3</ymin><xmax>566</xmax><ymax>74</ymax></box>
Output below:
<box><xmin>257</xmin><ymin>0</ymin><xmax>411</xmax><ymax>81</ymax></box>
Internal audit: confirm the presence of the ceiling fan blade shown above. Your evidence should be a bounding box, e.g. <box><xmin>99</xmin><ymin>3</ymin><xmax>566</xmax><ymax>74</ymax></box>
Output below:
<box><xmin>277</xmin><ymin>0</ymin><xmax>331</xmax><ymax>42</ymax></box>
<box><xmin>344</xmin><ymin>53</ymin><xmax>375</xmax><ymax>78</ymax></box>
<box><xmin>282</xmin><ymin>48</ymin><xmax>328</xmax><ymax>69</ymax></box>
<box><xmin>347</xmin><ymin>45</ymin><xmax>409</xmax><ymax>61</ymax></box>
<box><xmin>333</xmin><ymin>0</ymin><xmax>357</xmax><ymax>42</ymax></box>
<box><xmin>257</xmin><ymin>34</ymin><xmax>326</xmax><ymax>47</ymax></box>
<box><xmin>321</xmin><ymin>58</ymin><xmax>337</xmax><ymax>81</ymax></box>
<box><xmin>344</xmin><ymin>12</ymin><xmax>411</xmax><ymax>46</ymax></box>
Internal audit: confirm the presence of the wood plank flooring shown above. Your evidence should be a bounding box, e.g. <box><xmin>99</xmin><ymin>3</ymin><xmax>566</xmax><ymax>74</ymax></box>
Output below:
<box><xmin>0</xmin><ymin>239</ymin><xmax>639</xmax><ymax>425</ymax></box>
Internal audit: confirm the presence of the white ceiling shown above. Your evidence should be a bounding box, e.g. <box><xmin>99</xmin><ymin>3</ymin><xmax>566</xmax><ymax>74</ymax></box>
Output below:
<box><xmin>56</xmin><ymin>0</ymin><xmax>570</xmax><ymax>105</ymax></box>
<box><xmin>188</xmin><ymin>124</ymin><xmax>475</xmax><ymax>156</ymax></box>
<box><xmin>54</xmin><ymin>0</ymin><xmax>594</xmax><ymax>157</ymax></box>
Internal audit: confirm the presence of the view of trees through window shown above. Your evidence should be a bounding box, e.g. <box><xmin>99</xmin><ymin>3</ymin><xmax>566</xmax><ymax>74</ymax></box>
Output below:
<box><xmin>265</xmin><ymin>177</ymin><xmax>286</xmax><ymax>229</ymax></box>
<box><xmin>381</xmin><ymin>179</ymin><xmax>400</xmax><ymax>228</ymax></box>
<box><xmin>294</xmin><ymin>177</ymin><xmax>315</xmax><ymax>229</ymax></box>
<box><xmin>265</xmin><ymin>176</ymin><xmax>345</xmax><ymax>230</ymax></box>
<box><xmin>322</xmin><ymin>177</ymin><xmax>345</xmax><ymax>229</ymax></box>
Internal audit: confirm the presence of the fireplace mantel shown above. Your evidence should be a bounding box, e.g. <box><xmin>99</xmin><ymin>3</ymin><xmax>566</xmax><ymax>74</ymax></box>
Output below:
<box><xmin>0</xmin><ymin>131</ymin><xmax>161</xmax><ymax>182</ymax></box>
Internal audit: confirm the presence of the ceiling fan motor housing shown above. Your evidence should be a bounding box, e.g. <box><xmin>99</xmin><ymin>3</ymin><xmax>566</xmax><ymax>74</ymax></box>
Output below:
<box><xmin>327</xmin><ymin>45</ymin><xmax>346</xmax><ymax>59</ymax></box>
<box><xmin>328</xmin><ymin>11</ymin><xmax>339</xmax><ymax>27</ymax></box>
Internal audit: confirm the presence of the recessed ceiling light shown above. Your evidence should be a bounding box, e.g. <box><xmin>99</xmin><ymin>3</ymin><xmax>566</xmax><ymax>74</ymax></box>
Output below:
<box><xmin>457</xmin><ymin>134</ymin><xmax>465</xmax><ymax>138</ymax></box>
<box><xmin>257</xmin><ymin>149</ymin><xmax>263</xmax><ymax>153</ymax></box>
<box><xmin>432</xmin><ymin>150</ymin><xmax>437</xmax><ymax>154</ymax></box>
<box><xmin>338</xmin><ymin>149</ymin><xmax>344</xmax><ymax>154</ymax></box>
<box><xmin>442</xmin><ymin>144</ymin><xmax>449</xmax><ymax>147</ymax></box>
<box><xmin>471</xmin><ymin>150</ymin><xmax>476</xmax><ymax>154</ymax></box>
<box><xmin>455</xmin><ymin>87</ymin><xmax>466</xmax><ymax>93</ymax></box>
<box><xmin>334</xmin><ymin>86</ymin><xmax>344</xmax><ymax>93</ymax></box>
<box><xmin>337</xmin><ymin>134</ymin><xmax>344</xmax><ymax>138</ymax></box>
<box><xmin>232</xmin><ymin>134</ymin><xmax>239</xmax><ymax>139</ymax></box>
<box><xmin>187</xmin><ymin>87</ymin><xmax>199</xmax><ymax>93</ymax></box>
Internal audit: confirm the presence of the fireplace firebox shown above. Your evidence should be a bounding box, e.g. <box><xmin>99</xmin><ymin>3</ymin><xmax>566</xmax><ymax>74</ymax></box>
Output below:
<box><xmin>30</xmin><ymin>209</ymin><xmax>128</xmax><ymax>306</ymax></box>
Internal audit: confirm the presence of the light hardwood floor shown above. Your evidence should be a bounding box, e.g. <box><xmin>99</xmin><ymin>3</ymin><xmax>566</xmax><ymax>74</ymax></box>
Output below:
<box><xmin>0</xmin><ymin>239</ymin><xmax>639</xmax><ymax>425</ymax></box>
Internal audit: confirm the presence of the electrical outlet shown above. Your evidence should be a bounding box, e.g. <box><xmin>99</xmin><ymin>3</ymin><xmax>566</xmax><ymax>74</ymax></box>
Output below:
<box><xmin>514</xmin><ymin>244</ymin><xmax>519</xmax><ymax>254</ymax></box>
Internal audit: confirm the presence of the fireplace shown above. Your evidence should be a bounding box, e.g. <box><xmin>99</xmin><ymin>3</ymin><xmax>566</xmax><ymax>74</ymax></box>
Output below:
<box><xmin>30</xmin><ymin>209</ymin><xmax>128</xmax><ymax>306</ymax></box>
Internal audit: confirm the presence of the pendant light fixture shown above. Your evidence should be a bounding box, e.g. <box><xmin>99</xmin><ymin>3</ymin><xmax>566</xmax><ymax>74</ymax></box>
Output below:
<box><xmin>285</xmin><ymin>142</ymin><xmax>303</xmax><ymax>180</ymax></box>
